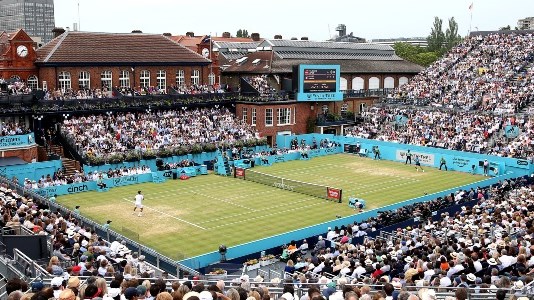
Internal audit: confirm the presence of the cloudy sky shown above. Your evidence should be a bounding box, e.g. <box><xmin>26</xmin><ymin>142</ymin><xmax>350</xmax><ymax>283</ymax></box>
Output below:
<box><xmin>54</xmin><ymin>0</ymin><xmax>533</xmax><ymax>41</ymax></box>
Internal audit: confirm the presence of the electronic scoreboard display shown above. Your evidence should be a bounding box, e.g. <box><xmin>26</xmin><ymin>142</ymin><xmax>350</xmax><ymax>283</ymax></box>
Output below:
<box><xmin>295</xmin><ymin>64</ymin><xmax>343</xmax><ymax>101</ymax></box>
<box><xmin>303</xmin><ymin>68</ymin><xmax>337</xmax><ymax>93</ymax></box>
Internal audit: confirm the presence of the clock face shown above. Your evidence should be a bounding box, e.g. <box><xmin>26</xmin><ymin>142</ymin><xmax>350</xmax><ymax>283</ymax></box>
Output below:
<box><xmin>202</xmin><ymin>48</ymin><xmax>210</xmax><ymax>58</ymax></box>
<box><xmin>16</xmin><ymin>45</ymin><xmax>28</xmax><ymax>58</ymax></box>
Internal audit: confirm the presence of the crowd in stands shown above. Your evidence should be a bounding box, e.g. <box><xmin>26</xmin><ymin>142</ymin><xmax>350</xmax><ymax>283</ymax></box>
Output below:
<box><xmin>61</xmin><ymin>108</ymin><xmax>258</xmax><ymax>160</ymax></box>
<box><xmin>245</xmin><ymin>75</ymin><xmax>277</xmax><ymax>96</ymax></box>
<box><xmin>1</xmin><ymin>79</ymin><xmax>33</xmax><ymax>95</ymax></box>
<box><xmin>389</xmin><ymin>33</ymin><xmax>534</xmax><ymax>113</ymax></box>
<box><xmin>0</xmin><ymin>121</ymin><xmax>31</xmax><ymax>136</ymax></box>
<box><xmin>345</xmin><ymin>106</ymin><xmax>534</xmax><ymax>160</ymax></box>
<box><xmin>45</xmin><ymin>88</ymin><xmax>113</xmax><ymax>100</ymax></box>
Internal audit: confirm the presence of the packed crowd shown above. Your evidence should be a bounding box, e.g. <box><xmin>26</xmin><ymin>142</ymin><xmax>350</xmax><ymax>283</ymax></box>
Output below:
<box><xmin>61</xmin><ymin>108</ymin><xmax>258</xmax><ymax>161</ymax></box>
<box><xmin>345</xmin><ymin>106</ymin><xmax>534</xmax><ymax>160</ymax></box>
<box><xmin>0</xmin><ymin>121</ymin><xmax>32</xmax><ymax>136</ymax></box>
<box><xmin>244</xmin><ymin>76</ymin><xmax>277</xmax><ymax>96</ymax></box>
<box><xmin>171</xmin><ymin>84</ymin><xmax>227</xmax><ymax>95</ymax></box>
<box><xmin>390</xmin><ymin>33</ymin><xmax>534</xmax><ymax>112</ymax></box>
<box><xmin>20</xmin><ymin>165</ymin><xmax>152</xmax><ymax>190</ymax></box>
<box><xmin>1</xmin><ymin>79</ymin><xmax>33</xmax><ymax>95</ymax></box>
<box><xmin>276</xmin><ymin>175</ymin><xmax>534</xmax><ymax>299</ymax></box>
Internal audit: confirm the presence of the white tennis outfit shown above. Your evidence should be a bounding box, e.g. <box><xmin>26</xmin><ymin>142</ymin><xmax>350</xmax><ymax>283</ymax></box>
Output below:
<box><xmin>135</xmin><ymin>194</ymin><xmax>144</xmax><ymax>208</ymax></box>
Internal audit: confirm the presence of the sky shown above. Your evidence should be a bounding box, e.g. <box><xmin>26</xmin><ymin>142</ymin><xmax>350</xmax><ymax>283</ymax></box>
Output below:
<box><xmin>54</xmin><ymin>0</ymin><xmax>534</xmax><ymax>41</ymax></box>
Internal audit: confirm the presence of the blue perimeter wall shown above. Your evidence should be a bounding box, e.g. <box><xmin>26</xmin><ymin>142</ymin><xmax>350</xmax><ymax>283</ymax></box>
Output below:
<box><xmin>178</xmin><ymin>134</ymin><xmax>532</xmax><ymax>269</ymax></box>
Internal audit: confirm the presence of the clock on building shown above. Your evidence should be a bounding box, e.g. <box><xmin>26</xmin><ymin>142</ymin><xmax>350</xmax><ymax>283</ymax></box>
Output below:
<box><xmin>16</xmin><ymin>45</ymin><xmax>29</xmax><ymax>57</ymax></box>
<box><xmin>202</xmin><ymin>48</ymin><xmax>210</xmax><ymax>58</ymax></box>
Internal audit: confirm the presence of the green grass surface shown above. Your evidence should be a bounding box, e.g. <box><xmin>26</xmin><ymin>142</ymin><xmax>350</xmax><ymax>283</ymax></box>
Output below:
<box><xmin>57</xmin><ymin>154</ymin><xmax>485</xmax><ymax>259</ymax></box>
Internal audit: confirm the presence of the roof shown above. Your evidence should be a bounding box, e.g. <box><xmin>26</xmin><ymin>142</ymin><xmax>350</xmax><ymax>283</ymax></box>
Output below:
<box><xmin>0</xmin><ymin>157</ymin><xmax>27</xmax><ymax>167</ymax></box>
<box><xmin>260</xmin><ymin>39</ymin><xmax>394</xmax><ymax>51</ymax></box>
<box><xmin>221</xmin><ymin>51</ymin><xmax>273</xmax><ymax>73</ymax></box>
<box><xmin>170</xmin><ymin>35</ymin><xmax>204</xmax><ymax>51</ymax></box>
<box><xmin>270</xmin><ymin>58</ymin><xmax>423</xmax><ymax>74</ymax></box>
<box><xmin>213</xmin><ymin>41</ymin><xmax>261</xmax><ymax>51</ymax></box>
<box><xmin>36</xmin><ymin>31</ymin><xmax>210</xmax><ymax>66</ymax></box>
<box><xmin>274</xmin><ymin>51</ymin><xmax>402</xmax><ymax>60</ymax></box>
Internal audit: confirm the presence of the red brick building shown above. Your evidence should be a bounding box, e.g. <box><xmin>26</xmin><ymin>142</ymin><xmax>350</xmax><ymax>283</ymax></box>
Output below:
<box><xmin>34</xmin><ymin>31</ymin><xmax>211</xmax><ymax>91</ymax></box>
<box><xmin>0</xmin><ymin>29</ymin><xmax>39</xmax><ymax>85</ymax></box>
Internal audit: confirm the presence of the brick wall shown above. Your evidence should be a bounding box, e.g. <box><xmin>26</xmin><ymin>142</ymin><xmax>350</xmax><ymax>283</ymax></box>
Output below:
<box><xmin>0</xmin><ymin>146</ymin><xmax>38</xmax><ymax>163</ymax></box>
<box><xmin>38</xmin><ymin>65</ymin><xmax>211</xmax><ymax>91</ymax></box>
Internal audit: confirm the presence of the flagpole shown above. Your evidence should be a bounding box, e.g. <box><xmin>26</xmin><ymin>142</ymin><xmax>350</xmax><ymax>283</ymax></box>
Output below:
<box><xmin>469</xmin><ymin>2</ymin><xmax>473</xmax><ymax>34</ymax></box>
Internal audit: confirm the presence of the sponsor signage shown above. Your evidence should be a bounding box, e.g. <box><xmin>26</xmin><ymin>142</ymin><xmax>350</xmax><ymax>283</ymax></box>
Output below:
<box><xmin>327</xmin><ymin>188</ymin><xmax>340</xmax><ymax>199</ymax></box>
<box><xmin>396</xmin><ymin>150</ymin><xmax>435</xmax><ymax>165</ymax></box>
<box><xmin>0</xmin><ymin>133</ymin><xmax>35</xmax><ymax>149</ymax></box>
<box><xmin>235</xmin><ymin>168</ymin><xmax>245</xmax><ymax>178</ymax></box>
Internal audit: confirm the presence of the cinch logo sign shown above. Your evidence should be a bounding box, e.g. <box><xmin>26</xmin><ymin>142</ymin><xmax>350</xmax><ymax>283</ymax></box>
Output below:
<box><xmin>68</xmin><ymin>184</ymin><xmax>88</xmax><ymax>193</ymax></box>
<box><xmin>327</xmin><ymin>188</ymin><xmax>339</xmax><ymax>198</ymax></box>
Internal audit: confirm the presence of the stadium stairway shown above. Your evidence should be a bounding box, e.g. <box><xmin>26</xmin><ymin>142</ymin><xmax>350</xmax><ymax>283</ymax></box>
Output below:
<box><xmin>61</xmin><ymin>158</ymin><xmax>81</xmax><ymax>177</ymax></box>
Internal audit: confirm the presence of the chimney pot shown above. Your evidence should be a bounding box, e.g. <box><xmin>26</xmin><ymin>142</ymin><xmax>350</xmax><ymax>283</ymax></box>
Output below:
<box><xmin>274</xmin><ymin>35</ymin><xmax>282</xmax><ymax>39</ymax></box>
<box><xmin>222</xmin><ymin>32</ymin><xmax>231</xmax><ymax>38</ymax></box>
<box><xmin>301</xmin><ymin>37</ymin><xmax>309</xmax><ymax>40</ymax></box>
<box><xmin>52</xmin><ymin>27</ymin><xmax>65</xmax><ymax>38</ymax></box>
<box><xmin>163</xmin><ymin>33</ymin><xmax>172</xmax><ymax>37</ymax></box>
<box><xmin>186</xmin><ymin>32</ymin><xmax>195</xmax><ymax>37</ymax></box>
<box><xmin>290</xmin><ymin>37</ymin><xmax>298</xmax><ymax>40</ymax></box>
<box><xmin>131</xmin><ymin>30</ymin><xmax>143</xmax><ymax>33</ymax></box>
<box><xmin>251</xmin><ymin>33</ymin><xmax>260</xmax><ymax>41</ymax></box>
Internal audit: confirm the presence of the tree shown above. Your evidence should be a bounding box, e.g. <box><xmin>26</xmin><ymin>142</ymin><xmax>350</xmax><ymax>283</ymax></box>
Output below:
<box><xmin>236</xmin><ymin>29</ymin><xmax>250</xmax><ymax>38</ymax></box>
<box><xmin>427</xmin><ymin>17</ymin><xmax>446</xmax><ymax>54</ymax></box>
<box><xmin>444</xmin><ymin>17</ymin><xmax>462</xmax><ymax>51</ymax></box>
<box><xmin>499</xmin><ymin>25</ymin><xmax>511</xmax><ymax>31</ymax></box>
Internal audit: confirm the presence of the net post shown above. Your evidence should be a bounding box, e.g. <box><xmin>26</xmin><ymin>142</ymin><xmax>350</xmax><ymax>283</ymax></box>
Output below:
<box><xmin>233</xmin><ymin>166</ymin><xmax>236</xmax><ymax>178</ymax></box>
<box><xmin>338</xmin><ymin>189</ymin><xmax>342</xmax><ymax>203</ymax></box>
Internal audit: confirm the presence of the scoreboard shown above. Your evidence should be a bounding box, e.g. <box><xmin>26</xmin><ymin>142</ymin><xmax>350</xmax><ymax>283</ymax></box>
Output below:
<box><xmin>295</xmin><ymin>64</ymin><xmax>343</xmax><ymax>101</ymax></box>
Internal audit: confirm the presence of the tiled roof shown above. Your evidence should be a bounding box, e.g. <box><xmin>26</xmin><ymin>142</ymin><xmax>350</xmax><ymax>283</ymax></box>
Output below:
<box><xmin>221</xmin><ymin>51</ymin><xmax>273</xmax><ymax>73</ymax></box>
<box><xmin>274</xmin><ymin>51</ymin><xmax>402</xmax><ymax>60</ymax></box>
<box><xmin>213</xmin><ymin>41</ymin><xmax>261</xmax><ymax>50</ymax></box>
<box><xmin>170</xmin><ymin>35</ymin><xmax>203</xmax><ymax>51</ymax></box>
<box><xmin>261</xmin><ymin>39</ymin><xmax>394</xmax><ymax>51</ymax></box>
<box><xmin>211</xmin><ymin>37</ymin><xmax>257</xmax><ymax>43</ymax></box>
<box><xmin>36</xmin><ymin>31</ymin><xmax>210</xmax><ymax>65</ymax></box>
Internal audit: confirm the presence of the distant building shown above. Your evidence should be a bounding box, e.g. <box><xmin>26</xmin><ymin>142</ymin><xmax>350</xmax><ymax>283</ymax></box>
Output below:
<box><xmin>329</xmin><ymin>24</ymin><xmax>366</xmax><ymax>43</ymax></box>
<box><xmin>370</xmin><ymin>37</ymin><xmax>428</xmax><ymax>48</ymax></box>
<box><xmin>0</xmin><ymin>0</ymin><xmax>55</xmax><ymax>43</ymax></box>
<box><xmin>518</xmin><ymin>17</ymin><xmax>534</xmax><ymax>30</ymax></box>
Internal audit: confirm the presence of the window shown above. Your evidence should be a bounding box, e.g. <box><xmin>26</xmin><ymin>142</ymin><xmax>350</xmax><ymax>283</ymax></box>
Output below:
<box><xmin>399</xmin><ymin>76</ymin><xmax>409</xmax><ymax>87</ymax></box>
<box><xmin>340</xmin><ymin>77</ymin><xmax>348</xmax><ymax>91</ymax></box>
<box><xmin>139</xmin><ymin>70</ymin><xmax>150</xmax><ymax>87</ymax></box>
<box><xmin>100</xmin><ymin>71</ymin><xmax>112</xmax><ymax>89</ymax></box>
<box><xmin>251</xmin><ymin>108</ymin><xmax>257</xmax><ymax>126</ymax></box>
<box><xmin>156</xmin><ymin>70</ymin><xmax>166</xmax><ymax>91</ymax></box>
<box><xmin>191</xmin><ymin>69</ymin><xmax>200</xmax><ymax>85</ymax></box>
<box><xmin>384</xmin><ymin>77</ymin><xmax>395</xmax><ymax>89</ymax></box>
<box><xmin>277</xmin><ymin>108</ymin><xmax>291</xmax><ymax>125</ymax></box>
<box><xmin>341</xmin><ymin>103</ymin><xmax>348</xmax><ymax>113</ymax></box>
<box><xmin>58</xmin><ymin>71</ymin><xmax>71</xmax><ymax>90</ymax></box>
<box><xmin>27</xmin><ymin>75</ymin><xmax>38</xmax><ymax>90</ymax></box>
<box><xmin>359</xmin><ymin>103</ymin><xmax>366</xmax><ymax>113</ymax></box>
<box><xmin>322</xmin><ymin>105</ymin><xmax>329</xmax><ymax>114</ymax></box>
<box><xmin>368</xmin><ymin>77</ymin><xmax>380</xmax><ymax>89</ymax></box>
<box><xmin>118</xmin><ymin>70</ymin><xmax>130</xmax><ymax>87</ymax></box>
<box><xmin>78</xmin><ymin>71</ymin><xmax>90</xmax><ymax>89</ymax></box>
<box><xmin>352</xmin><ymin>77</ymin><xmax>364</xmax><ymax>90</ymax></box>
<box><xmin>10</xmin><ymin>75</ymin><xmax>20</xmax><ymax>81</ymax></box>
<box><xmin>265</xmin><ymin>108</ymin><xmax>273</xmax><ymax>126</ymax></box>
<box><xmin>176</xmin><ymin>70</ymin><xmax>185</xmax><ymax>86</ymax></box>
<box><xmin>208</xmin><ymin>72</ymin><xmax>215</xmax><ymax>86</ymax></box>
<box><xmin>242</xmin><ymin>107</ymin><xmax>248</xmax><ymax>123</ymax></box>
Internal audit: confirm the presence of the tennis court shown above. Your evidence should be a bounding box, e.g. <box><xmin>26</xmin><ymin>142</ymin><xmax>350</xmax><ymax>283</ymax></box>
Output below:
<box><xmin>57</xmin><ymin>153</ymin><xmax>484</xmax><ymax>259</ymax></box>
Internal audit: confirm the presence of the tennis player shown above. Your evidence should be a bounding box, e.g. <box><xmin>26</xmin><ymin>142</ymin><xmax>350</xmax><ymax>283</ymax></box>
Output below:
<box><xmin>133</xmin><ymin>190</ymin><xmax>144</xmax><ymax>217</ymax></box>
<box><xmin>414</xmin><ymin>156</ymin><xmax>424</xmax><ymax>172</ymax></box>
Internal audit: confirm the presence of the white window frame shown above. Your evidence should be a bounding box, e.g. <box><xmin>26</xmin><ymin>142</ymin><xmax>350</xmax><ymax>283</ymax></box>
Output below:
<box><xmin>251</xmin><ymin>108</ymin><xmax>257</xmax><ymax>126</ymax></box>
<box><xmin>58</xmin><ymin>71</ymin><xmax>71</xmax><ymax>91</ymax></box>
<box><xmin>156</xmin><ymin>70</ymin><xmax>166</xmax><ymax>91</ymax></box>
<box><xmin>79</xmin><ymin>71</ymin><xmax>90</xmax><ymax>89</ymax></box>
<box><xmin>208</xmin><ymin>72</ymin><xmax>215</xmax><ymax>86</ymax></box>
<box><xmin>139</xmin><ymin>70</ymin><xmax>150</xmax><ymax>87</ymax></box>
<box><xmin>27</xmin><ymin>75</ymin><xmax>38</xmax><ymax>90</ymax></box>
<box><xmin>119</xmin><ymin>70</ymin><xmax>130</xmax><ymax>87</ymax></box>
<box><xmin>242</xmin><ymin>107</ymin><xmax>248</xmax><ymax>123</ymax></box>
<box><xmin>341</xmin><ymin>103</ymin><xmax>348</xmax><ymax>113</ymax></box>
<box><xmin>191</xmin><ymin>69</ymin><xmax>200</xmax><ymax>85</ymax></box>
<box><xmin>100</xmin><ymin>70</ymin><xmax>112</xmax><ymax>89</ymax></box>
<box><xmin>277</xmin><ymin>108</ymin><xmax>291</xmax><ymax>126</ymax></box>
<box><xmin>265</xmin><ymin>108</ymin><xmax>273</xmax><ymax>126</ymax></box>
<box><xmin>176</xmin><ymin>70</ymin><xmax>185</xmax><ymax>86</ymax></box>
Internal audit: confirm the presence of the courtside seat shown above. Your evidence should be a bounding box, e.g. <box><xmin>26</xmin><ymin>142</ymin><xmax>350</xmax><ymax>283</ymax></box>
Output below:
<box><xmin>97</xmin><ymin>187</ymin><xmax>110</xmax><ymax>192</ymax></box>
<box><xmin>358</xmin><ymin>148</ymin><xmax>368</xmax><ymax>157</ymax></box>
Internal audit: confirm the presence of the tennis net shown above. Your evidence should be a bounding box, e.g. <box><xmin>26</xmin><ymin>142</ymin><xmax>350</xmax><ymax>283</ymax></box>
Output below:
<box><xmin>234</xmin><ymin>167</ymin><xmax>342</xmax><ymax>202</ymax></box>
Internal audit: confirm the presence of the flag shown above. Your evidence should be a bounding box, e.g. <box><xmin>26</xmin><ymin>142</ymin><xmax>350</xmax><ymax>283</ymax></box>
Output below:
<box><xmin>468</xmin><ymin>2</ymin><xmax>473</xmax><ymax>10</ymax></box>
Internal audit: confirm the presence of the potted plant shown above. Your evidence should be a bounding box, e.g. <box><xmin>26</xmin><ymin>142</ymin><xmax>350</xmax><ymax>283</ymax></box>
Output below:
<box><xmin>125</xmin><ymin>152</ymin><xmax>141</xmax><ymax>162</ymax></box>
<box><xmin>245</xmin><ymin>259</ymin><xmax>260</xmax><ymax>271</ymax></box>
<box><xmin>142</xmin><ymin>150</ymin><xmax>157</xmax><ymax>160</ymax></box>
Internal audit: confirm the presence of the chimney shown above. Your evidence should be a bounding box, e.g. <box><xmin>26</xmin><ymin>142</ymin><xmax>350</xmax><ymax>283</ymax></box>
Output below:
<box><xmin>274</xmin><ymin>35</ymin><xmax>282</xmax><ymax>39</ymax></box>
<box><xmin>186</xmin><ymin>32</ymin><xmax>195</xmax><ymax>37</ymax></box>
<box><xmin>52</xmin><ymin>27</ymin><xmax>65</xmax><ymax>38</ymax></box>
<box><xmin>222</xmin><ymin>32</ymin><xmax>231</xmax><ymax>38</ymax></box>
<box><xmin>66</xmin><ymin>27</ymin><xmax>70</xmax><ymax>32</ymax></box>
<box><xmin>73</xmin><ymin>23</ymin><xmax>78</xmax><ymax>31</ymax></box>
<box><xmin>301</xmin><ymin>37</ymin><xmax>309</xmax><ymax>40</ymax></box>
<box><xmin>251</xmin><ymin>33</ymin><xmax>260</xmax><ymax>41</ymax></box>
<box><xmin>131</xmin><ymin>30</ymin><xmax>143</xmax><ymax>33</ymax></box>
<box><xmin>162</xmin><ymin>33</ymin><xmax>172</xmax><ymax>37</ymax></box>
<box><xmin>290</xmin><ymin>37</ymin><xmax>298</xmax><ymax>40</ymax></box>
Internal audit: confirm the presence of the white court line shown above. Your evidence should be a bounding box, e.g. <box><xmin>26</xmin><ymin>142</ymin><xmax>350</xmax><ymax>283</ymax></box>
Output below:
<box><xmin>121</xmin><ymin>198</ymin><xmax>206</xmax><ymax>230</ymax></box>
<box><xmin>189</xmin><ymin>191</ymin><xmax>257</xmax><ymax>211</ymax></box>
<box><xmin>208</xmin><ymin>201</ymin><xmax>323</xmax><ymax>230</ymax></box>
<box><xmin>197</xmin><ymin>197</ymin><xmax>313</xmax><ymax>225</ymax></box>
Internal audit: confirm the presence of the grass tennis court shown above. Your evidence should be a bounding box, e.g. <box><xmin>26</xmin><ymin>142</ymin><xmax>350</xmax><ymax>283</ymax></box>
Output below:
<box><xmin>57</xmin><ymin>154</ymin><xmax>485</xmax><ymax>259</ymax></box>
